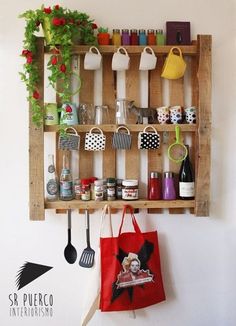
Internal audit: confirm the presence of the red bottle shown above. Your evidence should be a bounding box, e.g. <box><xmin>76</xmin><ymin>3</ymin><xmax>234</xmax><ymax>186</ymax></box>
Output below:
<box><xmin>148</xmin><ymin>172</ymin><xmax>162</xmax><ymax>200</ymax></box>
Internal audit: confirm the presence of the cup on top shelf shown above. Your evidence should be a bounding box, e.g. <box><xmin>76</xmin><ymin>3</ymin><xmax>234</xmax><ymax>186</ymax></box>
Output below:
<box><xmin>184</xmin><ymin>106</ymin><xmax>197</xmax><ymax>124</ymax></box>
<box><xmin>139</xmin><ymin>46</ymin><xmax>157</xmax><ymax>70</ymax></box>
<box><xmin>169</xmin><ymin>105</ymin><xmax>183</xmax><ymax>124</ymax></box>
<box><xmin>84</xmin><ymin>46</ymin><xmax>102</xmax><ymax>70</ymax></box>
<box><xmin>94</xmin><ymin>105</ymin><xmax>110</xmax><ymax>125</ymax></box>
<box><xmin>156</xmin><ymin>106</ymin><xmax>170</xmax><ymax>124</ymax></box>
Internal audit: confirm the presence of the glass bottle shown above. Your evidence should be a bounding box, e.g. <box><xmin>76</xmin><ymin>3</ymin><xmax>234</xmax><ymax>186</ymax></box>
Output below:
<box><xmin>179</xmin><ymin>145</ymin><xmax>195</xmax><ymax>199</ymax></box>
<box><xmin>148</xmin><ymin>172</ymin><xmax>161</xmax><ymax>200</ymax></box>
<box><xmin>162</xmin><ymin>172</ymin><xmax>176</xmax><ymax>200</ymax></box>
<box><xmin>147</xmin><ymin>29</ymin><xmax>156</xmax><ymax>45</ymax></box>
<box><xmin>139</xmin><ymin>29</ymin><xmax>147</xmax><ymax>45</ymax></box>
<box><xmin>112</xmin><ymin>29</ymin><xmax>121</xmax><ymax>46</ymax></box>
<box><xmin>46</xmin><ymin>154</ymin><xmax>59</xmax><ymax>201</ymax></box>
<box><xmin>156</xmin><ymin>29</ymin><xmax>165</xmax><ymax>45</ymax></box>
<box><xmin>60</xmin><ymin>155</ymin><xmax>74</xmax><ymax>201</ymax></box>
<box><xmin>130</xmin><ymin>29</ymin><xmax>138</xmax><ymax>45</ymax></box>
<box><xmin>121</xmin><ymin>29</ymin><xmax>130</xmax><ymax>45</ymax></box>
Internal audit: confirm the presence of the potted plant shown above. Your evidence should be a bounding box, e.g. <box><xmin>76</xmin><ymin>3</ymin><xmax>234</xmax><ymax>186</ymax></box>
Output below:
<box><xmin>19</xmin><ymin>4</ymin><xmax>97</xmax><ymax>127</ymax></box>
<box><xmin>97</xmin><ymin>27</ymin><xmax>110</xmax><ymax>45</ymax></box>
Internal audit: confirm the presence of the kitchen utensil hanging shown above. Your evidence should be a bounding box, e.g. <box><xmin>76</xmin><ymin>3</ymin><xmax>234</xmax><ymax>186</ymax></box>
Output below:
<box><xmin>167</xmin><ymin>125</ymin><xmax>187</xmax><ymax>163</ymax></box>
<box><xmin>138</xmin><ymin>125</ymin><xmax>160</xmax><ymax>149</ymax></box>
<box><xmin>79</xmin><ymin>210</ymin><xmax>95</xmax><ymax>268</ymax></box>
<box><xmin>58</xmin><ymin>127</ymin><xmax>80</xmax><ymax>150</ymax></box>
<box><xmin>112</xmin><ymin>126</ymin><xmax>132</xmax><ymax>150</ymax></box>
<box><xmin>85</xmin><ymin>127</ymin><xmax>106</xmax><ymax>151</ymax></box>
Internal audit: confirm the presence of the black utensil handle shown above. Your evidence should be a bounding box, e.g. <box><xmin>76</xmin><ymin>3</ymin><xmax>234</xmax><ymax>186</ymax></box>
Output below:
<box><xmin>85</xmin><ymin>210</ymin><xmax>90</xmax><ymax>247</ymax></box>
<box><xmin>68</xmin><ymin>209</ymin><xmax>72</xmax><ymax>229</ymax></box>
<box><xmin>68</xmin><ymin>229</ymin><xmax>71</xmax><ymax>243</ymax></box>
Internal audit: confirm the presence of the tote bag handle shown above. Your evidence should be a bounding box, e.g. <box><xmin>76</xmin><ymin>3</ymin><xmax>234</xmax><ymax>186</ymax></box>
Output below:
<box><xmin>100</xmin><ymin>204</ymin><xmax>114</xmax><ymax>238</ymax></box>
<box><xmin>118</xmin><ymin>205</ymin><xmax>142</xmax><ymax>236</ymax></box>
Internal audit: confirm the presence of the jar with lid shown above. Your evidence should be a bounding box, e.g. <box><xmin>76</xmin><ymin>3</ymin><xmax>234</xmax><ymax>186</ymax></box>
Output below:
<box><xmin>147</xmin><ymin>29</ymin><xmax>156</xmax><ymax>45</ymax></box>
<box><xmin>148</xmin><ymin>172</ymin><xmax>162</xmax><ymax>200</ymax></box>
<box><xmin>81</xmin><ymin>179</ymin><xmax>91</xmax><ymax>201</ymax></box>
<box><xmin>138</xmin><ymin>29</ymin><xmax>147</xmax><ymax>45</ymax></box>
<box><xmin>116</xmin><ymin>179</ymin><xmax>123</xmax><ymax>199</ymax></box>
<box><xmin>156</xmin><ymin>29</ymin><xmax>165</xmax><ymax>45</ymax></box>
<box><xmin>112</xmin><ymin>29</ymin><xmax>121</xmax><ymax>46</ymax></box>
<box><xmin>107</xmin><ymin>178</ymin><xmax>116</xmax><ymax>201</ymax></box>
<box><xmin>89</xmin><ymin>177</ymin><xmax>97</xmax><ymax>200</ymax></box>
<box><xmin>121</xmin><ymin>29</ymin><xmax>130</xmax><ymax>45</ymax></box>
<box><xmin>162</xmin><ymin>172</ymin><xmax>176</xmax><ymax>200</ymax></box>
<box><xmin>122</xmin><ymin>180</ymin><xmax>139</xmax><ymax>200</ymax></box>
<box><xmin>94</xmin><ymin>180</ymin><xmax>104</xmax><ymax>201</ymax></box>
<box><xmin>130</xmin><ymin>29</ymin><xmax>138</xmax><ymax>45</ymax></box>
<box><xmin>74</xmin><ymin>178</ymin><xmax>82</xmax><ymax>200</ymax></box>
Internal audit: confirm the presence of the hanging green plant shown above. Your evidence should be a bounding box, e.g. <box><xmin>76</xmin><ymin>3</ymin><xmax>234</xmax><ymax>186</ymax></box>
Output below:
<box><xmin>19</xmin><ymin>4</ymin><xmax>97</xmax><ymax>127</ymax></box>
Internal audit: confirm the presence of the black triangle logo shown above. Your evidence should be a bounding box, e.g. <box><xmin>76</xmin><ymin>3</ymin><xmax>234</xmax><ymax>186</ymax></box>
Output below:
<box><xmin>16</xmin><ymin>262</ymin><xmax>53</xmax><ymax>290</ymax></box>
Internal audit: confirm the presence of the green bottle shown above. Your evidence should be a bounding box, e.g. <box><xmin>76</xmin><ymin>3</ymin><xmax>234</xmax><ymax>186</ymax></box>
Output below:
<box><xmin>156</xmin><ymin>29</ymin><xmax>165</xmax><ymax>45</ymax></box>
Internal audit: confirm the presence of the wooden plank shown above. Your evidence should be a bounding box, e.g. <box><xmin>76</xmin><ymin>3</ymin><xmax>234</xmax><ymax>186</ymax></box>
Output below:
<box><xmin>29</xmin><ymin>38</ymin><xmax>45</xmax><ymax>220</ymax></box>
<box><xmin>168</xmin><ymin>77</ymin><xmax>185</xmax><ymax>214</ymax></box>
<box><xmin>45</xmin><ymin>199</ymin><xmax>195</xmax><ymax>210</ymax></box>
<box><xmin>148</xmin><ymin>56</ymin><xmax>164</xmax><ymax>213</ymax></box>
<box><xmin>126</xmin><ymin>56</ymin><xmax>140</xmax><ymax>182</ymax></box>
<box><xmin>195</xmin><ymin>35</ymin><xmax>212</xmax><ymax>216</ymax></box>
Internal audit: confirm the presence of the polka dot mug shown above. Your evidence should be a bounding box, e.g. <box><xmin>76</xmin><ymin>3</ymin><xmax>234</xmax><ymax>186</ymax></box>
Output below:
<box><xmin>156</xmin><ymin>106</ymin><xmax>170</xmax><ymax>124</ymax></box>
<box><xmin>169</xmin><ymin>106</ymin><xmax>183</xmax><ymax>124</ymax></box>
<box><xmin>184</xmin><ymin>106</ymin><xmax>197</xmax><ymax>124</ymax></box>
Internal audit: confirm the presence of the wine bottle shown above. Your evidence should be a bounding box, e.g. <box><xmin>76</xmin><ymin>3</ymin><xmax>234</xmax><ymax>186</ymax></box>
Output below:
<box><xmin>179</xmin><ymin>145</ymin><xmax>195</xmax><ymax>200</ymax></box>
<box><xmin>46</xmin><ymin>154</ymin><xmax>59</xmax><ymax>201</ymax></box>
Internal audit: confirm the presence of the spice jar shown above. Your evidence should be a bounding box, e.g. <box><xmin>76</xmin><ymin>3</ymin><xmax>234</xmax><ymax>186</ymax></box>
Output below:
<box><xmin>74</xmin><ymin>178</ymin><xmax>82</xmax><ymax>200</ymax></box>
<box><xmin>138</xmin><ymin>29</ymin><xmax>147</xmax><ymax>45</ymax></box>
<box><xmin>121</xmin><ymin>29</ymin><xmax>130</xmax><ymax>45</ymax></box>
<box><xmin>89</xmin><ymin>177</ymin><xmax>97</xmax><ymax>200</ymax></box>
<box><xmin>162</xmin><ymin>172</ymin><xmax>176</xmax><ymax>200</ymax></box>
<box><xmin>116</xmin><ymin>179</ymin><xmax>123</xmax><ymax>199</ymax></box>
<box><xmin>81</xmin><ymin>179</ymin><xmax>91</xmax><ymax>201</ymax></box>
<box><xmin>147</xmin><ymin>29</ymin><xmax>156</xmax><ymax>45</ymax></box>
<box><xmin>130</xmin><ymin>29</ymin><xmax>138</xmax><ymax>45</ymax></box>
<box><xmin>94</xmin><ymin>180</ymin><xmax>104</xmax><ymax>201</ymax></box>
<box><xmin>107</xmin><ymin>178</ymin><xmax>116</xmax><ymax>201</ymax></box>
<box><xmin>148</xmin><ymin>172</ymin><xmax>162</xmax><ymax>200</ymax></box>
<box><xmin>156</xmin><ymin>29</ymin><xmax>165</xmax><ymax>45</ymax></box>
<box><xmin>122</xmin><ymin>180</ymin><xmax>139</xmax><ymax>200</ymax></box>
<box><xmin>112</xmin><ymin>29</ymin><xmax>121</xmax><ymax>46</ymax></box>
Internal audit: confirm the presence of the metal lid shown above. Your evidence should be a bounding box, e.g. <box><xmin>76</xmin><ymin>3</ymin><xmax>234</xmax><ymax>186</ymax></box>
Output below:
<box><xmin>150</xmin><ymin>172</ymin><xmax>160</xmax><ymax>178</ymax></box>
<box><xmin>131</xmin><ymin>29</ymin><xmax>138</xmax><ymax>33</ymax></box>
<box><xmin>113</xmin><ymin>29</ymin><xmax>120</xmax><ymax>33</ymax></box>
<box><xmin>148</xmin><ymin>29</ymin><xmax>155</xmax><ymax>33</ymax></box>
<box><xmin>156</xmin><ymin>29</ymin><xmax>163</xmax><ymax>34</ymax></box>
<box><xmin>122</xmin><ymin>179</ymin><xmax>138</xmax><ymax>187</ymax></box>
<box><xmin>164</xmin><ymin>172</ymin><xmax>174</xmax><ymax>178</ymax></box>
<box><xmin>139</xmin><ymin>29</ymin><xmax>146</xmax><ymax>34</ymax></box>
<box><xmin>94</xmin><ymin>179</ymin><xmax>103</xmax><ymax>186</ymax></box>
<box><xmin>107</xmin><ymin>178</ymin><xmax>116</xmax><ymax>184</ymax></box>
<box><xmin>116</xmin><ymin>179</ymin><xmax>123</xmax><ymax>184</ymax></box>
<box><xmin>122</xmin><ymin>29</ymin><xmax>129</xmax><ymax>33</ymax></box>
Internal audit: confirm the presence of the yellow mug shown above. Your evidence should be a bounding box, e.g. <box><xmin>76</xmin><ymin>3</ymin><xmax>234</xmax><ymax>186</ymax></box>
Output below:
<box><xmin>161</xmin><ymin>47</ymin><xmax>186</xmax><ymax>79</ymax></box>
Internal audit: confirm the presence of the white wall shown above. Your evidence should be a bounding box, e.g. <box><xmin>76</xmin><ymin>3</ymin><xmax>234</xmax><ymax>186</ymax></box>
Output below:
<box><xmin>0</xmin><ymin>0</ymin><xmax>236</xmax><ymax>325</ymax></box>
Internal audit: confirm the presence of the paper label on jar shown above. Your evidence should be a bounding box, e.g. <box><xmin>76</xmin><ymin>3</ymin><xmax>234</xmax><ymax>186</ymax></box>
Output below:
<box><xmin>60</xmin><ymin>181</ymin><xmax>73</xmax><ymax>197</ymax></box>
<box><xmin>122</xmin><ymin>188</ymin><xmax>138</xmax><ymax>200</ymax></box>
<box><xmin>179</xmin><ymin>182</ymin><xmax>195</xmax><ymax>197</ymax></box>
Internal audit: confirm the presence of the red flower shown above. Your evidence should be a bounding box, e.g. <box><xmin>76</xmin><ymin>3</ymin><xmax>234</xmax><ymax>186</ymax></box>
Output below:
<box><xmin>92</xmin><ymin>23</ymin><xmax>97</xmax><ymax>29</ymax></box>
<box><xmin>65</xmin><ymin>105</ymin><xmax>72</xmax><ymax>113</ymax></box>
<box><xmin>52</xmin><ymin>48</ymin><xmax>60</xmax><ymax>54</ymax></box>
<box><xmin>68</xmin><ymin>18</ymin><xmax>75</xmax><ymax>24</ymax></box>
<box><xmin>54</xmin><ymin>4</ymin><xmax>60</xmax><ymax>10</ymax></box>
<box><xmin>26</xmin><ymin>56</ymin><xmax>33</xmax><ymax>64</ymax></box>
<box><xmin>52</xmin><ymin>17</ymin><xmax>61</xmax><ymax>26</ymax></box>
<box><xmin>22</xmin><ymin>49</ymin><xmax>32</xmax><ymax>57</ymax></box>
<box><xmin>44</xmin><ymin>7</ymin><xmax>52</xmax><ymax>14</ymax></box>
<box><xmin>60</xmin><ymin>17</ymin><xmax>66</xmax><ymax>25</ymax></box>
<box><xmin>60</xmin><ymin>64</ymin><xmax>66</xmax><ymax>73</ymax></box>
<box><xmin>33</xmin><ymin>91</ymin><xmax>40</xmax><ymax>100</ymax></box>
<box><xmin>51</xmin><ymin>56</ymin><xmax>58</xmax><ymax>65</ymax></box>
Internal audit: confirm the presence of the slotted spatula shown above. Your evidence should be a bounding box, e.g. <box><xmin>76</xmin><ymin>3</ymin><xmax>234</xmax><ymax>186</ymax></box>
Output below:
<box><xmin>79</xmin><ymin>209</ymin><xmax>95</xmax><ymax>268</ymax></box>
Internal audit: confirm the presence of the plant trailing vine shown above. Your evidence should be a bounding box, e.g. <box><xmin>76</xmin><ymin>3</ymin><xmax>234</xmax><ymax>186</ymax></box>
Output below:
<box><xmin>19</xmin><ymin>4</ymin><xmax>97</xmax><ymax>127</ymax></box>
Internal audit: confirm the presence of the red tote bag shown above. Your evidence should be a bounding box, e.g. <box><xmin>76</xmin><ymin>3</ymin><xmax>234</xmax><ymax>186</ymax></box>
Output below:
<box><xmin>100</xmin><ymin>205</ymin><xmax>166</xmax><ymax>312</ymax></box>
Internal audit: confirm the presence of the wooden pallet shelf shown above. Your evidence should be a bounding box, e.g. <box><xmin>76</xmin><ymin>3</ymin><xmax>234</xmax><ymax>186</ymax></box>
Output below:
<box><xmin>45</xmin><ymin>199</ymin><xmax>195</xmax><ymax>210</ymax></box>
<box><xmin>29</xmin><ymin>35</ymin><xmax>212</xmax><ymax>220</ymax></box>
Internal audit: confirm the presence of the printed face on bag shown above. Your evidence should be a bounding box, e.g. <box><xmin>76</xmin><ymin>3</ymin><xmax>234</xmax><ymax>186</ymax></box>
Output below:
<box><xmin>116</xmin><ymin>253</ymin><xmax>154</xmax><ymax>288</ymax></box>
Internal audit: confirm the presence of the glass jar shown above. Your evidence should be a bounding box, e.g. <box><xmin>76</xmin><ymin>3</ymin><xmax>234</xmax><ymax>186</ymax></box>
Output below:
<box><xmin>74</xmin><ymin>178</ymin><xmax>82</xmax><ymax>200</ymax></box>
<box><xmin>112</xmin><ymin>29</ymin><xmax>121</xmax><ymax>46</ymax></box>
<box><xmin>148</xmin><ymin>172</ymin><xmax>162</xmax><ymax>200</ymax></box>
<box><xmin>81</xmin><ymin>179</ymin><xmax>91</xmax><ymax>201</ymax></box>
<box><xmin>121</xmin><ymin>29</ymin><xmax>130</xmax><ymax>45</ymax></box>
<box><xmin>130</xmin><ymin>29</ymin><xmax>138</xmax><ymax>45</ymax></box>
<box><xmin>116</xmin><ymin>179</ymin><xmax>123</xmax><ymax>199</ymax></box>
<box><xmin>138</xmin><ymin>29</ymin><xmax>147</xmax><ymax>45</ymax></box>
<box><xmin>147</xmin><ymin>29</ymin><xmax>156</xmax><ymax>45</ymax></box>
<box><xmin>122</xmin><ymin>180</ymin><xmax>139</xmax><ymax>200</ymax></box>
<box><xmin>156</xmin><ymin>29</ymin><xmax>165</xmax><ymax>45</ymax></box>
<box><xmin>89</xmin><ymin>177</ymin><xmax>97</xmax><ymax>200</ymax></box>
<box><xmin>162</xmin><ymin>172</ymin><xmax>176</xmax><ymax>200</ymax></box>
<box><xmin>94</xmin><ymin>180</ymin><xmax>104</xmax><ymax>201</ymax></box>
<box><xmin>107</xmin><ymin>178</ymin><xmax>116</xmax><ymax>201</ymax></box>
